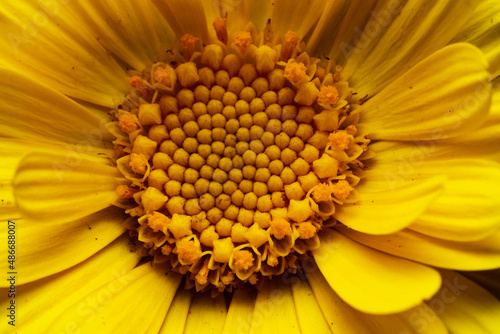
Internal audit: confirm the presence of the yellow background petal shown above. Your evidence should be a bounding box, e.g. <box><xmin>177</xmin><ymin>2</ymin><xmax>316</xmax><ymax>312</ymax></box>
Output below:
<box><xmin>344</xmin><ymin>0</ymin><xmax>481</xmax><ymax>96</ymax></box>
<box><xmin>159</xmin><ymin>289</ymin><xmax>191</xmax><ymax>334</ymax></box>
<box><xmin>360</xmin><ymin>43</ymin><xmax>490</xmax><ymax>141</ymax></box>
<box><xmin>0</xmin><ymin>235</ymin><xmax>140</xmax><ymax>333</ymax></box>
<box><xmin>249</xmin><ymin>279</ymin><xmax>301</xmax><ymax>334</ymax></box>
<box><xmin>337</xmin><ymin>225</ymin><xmax>500</xmax><ymax>271</ymax></box>
<box><xmin>223</xmin><ymin>289</ymin><xmax>255</xmax><ymax>334</ymax></box>
<box><xmin>14</xmin><ymin>152</ymin><xmax>121</xmax><ymax>223</ymax></box>
<box><xmin>0</xmin><ymin>2</ymin><xmax>128</xmax><ymax>106</ymax></box>
<box><xmin>0</xmin><ymin>207</ymin><xmax>126</xmax><ymax>286</ymax></box>
<box><xmin>184</xmin><ymin>293</ymin><xmax>227</xmax><ymax>333</ymax></box>
<box><xmin>429</xmin><ymin>270</ymin><xmax>500</xmax><ymax>333</ymax></box>
<box><xmin>47</xmin><ymin>264</ymin><xmax>181</xmax><ymax>333</ymax></box>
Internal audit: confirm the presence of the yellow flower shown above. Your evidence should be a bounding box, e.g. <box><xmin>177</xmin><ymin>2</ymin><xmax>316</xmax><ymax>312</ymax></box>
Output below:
<box><xmin>1</xmin><ymin>0</ymin><xmax>500</xmax><ymax>333</ymax></box>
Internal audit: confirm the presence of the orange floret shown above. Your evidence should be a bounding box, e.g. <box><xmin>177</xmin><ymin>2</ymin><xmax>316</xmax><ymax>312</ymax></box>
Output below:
<box><xmin>328</xmin><ymin>131</ymin><xmax>350</xmax><ymax>151</ymax></box>
<box><xmin>154</xmin><ymin>67</ymin><xmax>171</xmax><ymax>86</ymax></box>
<box><xmin>318</xmin><ymin>85</ymin><xmax>340</xmax><ymax>105</ymax></box>
<box><xmin>115</xmin><ymin>185</ymin><xmax>139</xmax><ymax>199</ymax></box>
<box><xmin>235</xmin><ymin>31</ymin><xmax>253</xmax><ymax>48</ymax></box>
<box><xmin>212</xmin><ymin>17</ymin><xmax>228</xmax><ymax>44</ymax></box>
<box><xmin>332</xmin><ymin>180</ymin><xmax>353</xmax><ymax>200</ymax></box>
<box><xmin>147</xmin><ymin>211</ymin><xmax>170</xmax><ymax>233</ymax></box>
<box><xmin>282</xmin><ymin>31</ymin><xmax>300</xmax><ymax>60</ymax></box>
<box><xmin>177</xmin><ymin>239</ymin><xmax>201</xmax><ymax>265</ymax></box>
<box><xmin>118</xmin><ymin>113</ymin><xmax>138</xmax><ymax>134</ymax></box>
<box><xmin>129</xmin><ymin>75</ymin><xmax>143</xmax><ymax>87</ymax></box>
<box><xmin>270</xmin><ymin>218</ymin><xmax>292</xmax><ymax>240</ymax></box>
<box><xmin>345</xmin><ymin>125</ymin><xmax>358</xmax><ymax>136</ymax></box>
<box><xmin>233</xmin><ymin>249</ymin><xmax>254</xmax><ymax>270</ymax></box>
<box><xmin>161</xmin><ymin>244</ymin><xmax>173</xmax><ymax>255</ymax></box>
<box><xmin>129</xmin><ymin>153</ymin><xmax>149</xmax><ymax>175</ymax></box>
<box><xmin>195</xmin><ymin>259</ymin><xmax>210</xmax><ymax>285</ymax></box>
<box><xmin>180</xmin><ymin>33</ymin><xmax>199</xmax><ymax>60</ymax></box>
<box><xmin>284</xmin><ymin>62</ymin><xmax>307</xmax><ymax>84</ymax></box>
<box><xmin>312</xmin><ymin>183</ymin><xmax>335</xmax><ymax>202</ymax></box>
<box><xmin>297</xmin><ymin>222</ymin><xmax>316</xmax><ymax>239</ymax></box>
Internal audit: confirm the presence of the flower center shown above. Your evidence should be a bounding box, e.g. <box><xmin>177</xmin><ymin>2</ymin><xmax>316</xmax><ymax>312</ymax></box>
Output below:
<box><xmin>108</xmin><ymin>23</ymin><xmax>369</xmax><ymax>293</ymax></box>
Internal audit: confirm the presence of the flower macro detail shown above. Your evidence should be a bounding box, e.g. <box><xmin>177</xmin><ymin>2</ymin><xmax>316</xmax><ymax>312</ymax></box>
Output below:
<box><xmin>109</xmin><ymin>26</ymin><xmax>370</xmax><ymax>292</ymax></box>
<box><xmin>2</xmin><ymin>0</ymin><xmax>500</xmax><ymax>332</ymax></box>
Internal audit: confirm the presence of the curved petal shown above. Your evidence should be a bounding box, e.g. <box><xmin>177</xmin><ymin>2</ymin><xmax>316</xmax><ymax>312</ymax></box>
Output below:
<box><xmin>366</xmin><ymin>143</ymin><xmax>500</xmax><ymax>241</ymax></box>
<box><xmin>337</xmin><ymin>225</ymin><xmax>500</xmax><ymax>271</ymax></box>
<box><xmin>0</xmin><ymin>207</ymin><xmax>126</xmax><ymax>286</ymax></box>
<box><xmin>428</xmin><ymin>270</ymin><xmax>500</xmax><ymax>334</ymax></box>
<box><xmin>61</xmin><ymin>0</ymin><xmax>175</xmax><ymax>70</ymax></box>
<box><xmin>151</xmin><ymin>0</ymin><xmax>212</xmax><ymax>43</ymax></box>
<box><xmin>0</xmin><ymin>2</ymin><xmax>128</xmax><ymax>107</ymax></box>
<box><xmin>335</xmin><ymin>176</ymin><xmax>444</xmax><ymax>235</ymax></box>
<box><xmin>13</xmin><ymin>152</ymin><xmax>121</xmax><ymax>223</ymax></box>
<box><xmin>313</xmin><ymin>229</ymin><xmax>442</xmax><ymax>314</ymax></box>
<box><xmin>159</xmin><ymin>289</ymin><xmax>191</xmax><ymax>334</ymax></box>
<box><xmin>344</xmin><ymin>0</ymin><xmax>481</xmax><ymax>97</ymax></box>
<box><xmin>439</xmin><ymin>82</ymin><xmax>500</xmax><ymax>162</ymax></box>
<box><xmin>0</xmin><ymin>234</ymin><xmax>140</xmax><ymax>333</ymax></box>
<box><xmin>0</xmin><ymin>68</ymin><xmax>113</xmax><ymax>147</ymax></box>
<box><xmin>359</xmin><ymin>43</ymin><xmax>491</xmax><ymax>141</ymax></box>
<box><xmin>452</xmin><ymin>0</ymin><xmax>500</xmax><ymax>79</ymax></box>
<box><xmin>304</xmin><ymin>259</ymin><xmax>448</xmax><ymax>333</ymax></box>
<box><xmin>248</xmin><ymin>279</ymin><xmax>300</xmax><ymax>334</ymax></box>
<box><xmin>48</xmin><ymin>264</ymin><xmax>181</xmax><ymax>333</ymax></box>
<box><xmin>184</xmin><ymin>293</ymin><xmax>227</xmax><ymax>333</ymax></box>
<box><xmin>222</xmin><ymin>289</ymin><xmax>255</xmax><ymax>334</ymax></box>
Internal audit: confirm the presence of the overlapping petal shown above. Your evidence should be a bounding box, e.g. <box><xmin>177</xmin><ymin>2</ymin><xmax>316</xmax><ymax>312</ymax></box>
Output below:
<box><xmin>0</xmin><ymin>2</ymin><xmax>128</xmax><ymax>106</ymax></box>
<box><xmin>313</xmin><ymin>229</ymin><xmax>442</xmax><ymax>314</ymax></box>
<box><xmin>13</xmin><ymin>151</ymin><xmax>122</xmax><ymax>223</ymax></box>
<box><xmin>0</xmin><ymin>235</ymin><xmax>140</xmax><ymax>333</ymax></box>
<box><xmin>344</xmin><ymin>0</ymin><xmax>481</xmax><ymax>97</ymax></box>
<box><xmin>359</xmin><ymin>43</ymin><xmax>491</xmax><ymax>141</ymax></box>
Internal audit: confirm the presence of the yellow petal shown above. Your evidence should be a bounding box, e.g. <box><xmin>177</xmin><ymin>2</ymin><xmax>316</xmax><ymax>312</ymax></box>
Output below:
<box><xmin>0</xmin><ymin>68</ymin><xmax>113</xmax><ymax>147</ymax></box>
<box><xmin>61</xmin><ymin>0</ymin><xmax>175</xmax><ymax>70</ymax></box>
<box><xmin>0</xmin><ymin>2</ymin><xmax>127</xmax><ymax>107</ymax></box>
<box><xmin>429</xmin><ymin>270</ymin><xmax>500</xmax><ymax>334</ymax></box>
<box><xmin>304</xmin><ymin>259</ymin><xmax>448</xmax><ymax>334</ymax></box>
<box><xmin>48</xmin><ymin>264</ymin><xmax>181</xmax><ymax>333</ymax></box>
<box><xmin>159</xmin><ymin>289</ymin><xmax>191</xmax><ymax>334</ymax></box>
<box><xmin>308</xmin><ymin>0</ymin><xmax>376</xmax><ymax>60</ymax></box>
<box><xmin>439</xmin><ymin>83</ymin><xmax>500</xmax><ymax>162</ymax></box>
<box><xmin>222</xmin><ymin>289</ymin><xmax>255</xmax><ymax>334</ymax></box>
<box><xmin>271</xmin><ymin>0</ymin><xmax>327</xmax><ymax>39</ymax></box>
<box><xmin>452</xmin><ymin>0</ymin><xmax>500</xmax><ymax>78</ymax></box>
<box><xmin>249</xmin><ymin>279</ymin><xmax>300</xmax><ymax>334</ymax></box>
<box><xmin>337</xmin><ymin>225</ymin><xmax>500</xmax><ymax>271</ymax></box>
<box><xmin>13</xmin><ymin>151</ymin><xmax>121</xmax><ymax>223</ymax></box>
<box><xmin>184</xmin><ymin>293</ymin><xmax>227</xmax><ymax>333</ymax></box>
<box><xmin>365</xmin><ymin>143</ymin><xmax>500</xmax><ymax>241</ymax></box>
<box><xmin>151</xmin><ymin>0</ymin><xmax>211</xmax><ymax>43</ymax></box>
<box><xmin>2</xmin><ymin>234</ymin><xmax>140</xmax><ymax>333</ymax></box>
<box><xmin>360</xmin><ymin>43</ymin><xmax>491</xmax><ymax>141</ymax></box>
<box><xmin>313</xmin><ymin>229</ymin><xmax>441</xmax><ymax>314</ymax></box>
<box><xmin>334</xmin><ymin>176</ymin><xmax>444</xmax><ymax>235</ymax></box>
<box><xmin>0</xmin><ymin>207</ymin><xmax>126</xmax><ymax>286</ymax></box>
<box><xmin>291</xmin><ymin>278</ymin><xmax>332</xmax><ymax>333</ymax></box>
<box><xmin>344</xmin><ymin>0</ymin><xmax>481</xmax><ymax>96</ymax></box>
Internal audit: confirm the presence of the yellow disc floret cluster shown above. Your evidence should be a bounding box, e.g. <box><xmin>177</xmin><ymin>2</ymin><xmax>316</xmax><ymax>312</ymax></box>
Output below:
<box><xmin>108</xmin><ymin>21</ymin><xmax>370</xmax><ymax>294</ymax></box>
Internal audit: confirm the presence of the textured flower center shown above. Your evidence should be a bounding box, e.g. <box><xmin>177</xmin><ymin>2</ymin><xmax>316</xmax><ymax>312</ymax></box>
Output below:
<box><xmin>108</xmin><ymin>24</ymin><xmax>369</xmax><ymax>293</ymax></box>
